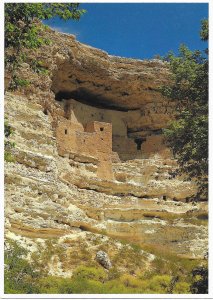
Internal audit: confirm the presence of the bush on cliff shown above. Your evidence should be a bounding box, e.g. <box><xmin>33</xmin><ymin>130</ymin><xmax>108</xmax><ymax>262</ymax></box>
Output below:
<box><xmin>4</xmin><ymin>240</ymin><xmax>39</xmax><ymax>294</ymax></box>
<box><xmin>161</xmin><ymin>19</ymin><xmax>208</xmax><ymax>199</ymax></box>
<box><xmin>5</xmin><ymin>3</ymin><xmax>86</xmax><ymax>90</ymax></box>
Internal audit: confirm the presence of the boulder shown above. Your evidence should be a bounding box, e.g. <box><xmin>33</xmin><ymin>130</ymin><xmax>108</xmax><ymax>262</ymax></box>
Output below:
<box><xmin>96</xmin><ymin>250</ymin><xmax>112</xmax><ymax>269</ymax></box>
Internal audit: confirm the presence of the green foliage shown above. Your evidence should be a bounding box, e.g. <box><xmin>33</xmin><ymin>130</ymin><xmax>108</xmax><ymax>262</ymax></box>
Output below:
<box><xmin>4</xmin><ymin>240</ymin><xmax>206</xmax><ymax>294</ymax></box>
<box><xmin>148</xmin><ymin>275</ymin><xmax>171</xmax><ymax>293</ymax></box>
<box><xmin>4</xmin><ymin>121</ymin><xmax>15</xmax><ymax>162</ymax></box>
<box><xmin>4</xmin><ymin>240</ymin><xmax>39</xmax><ymax>293</ymax></box>
<box><xmin>5</xmin><ymin>3</ymin><xmax>86</xmax><ymax>91</ymax></box>
<box><xmin>9</xmin><ymin>76</ymin><xmax>31</xmax><ymax>91</ymax></box>
<box><xmin>72</xmin><ymin>265</ymin><xmax>108</xmax><ymax>282</ymax></box>
<box><xmin>112</xmin><ymin>243</ymin><xmax>145</xmax><ymax>274</ymax></box>
<box><xmin>4</xmin><ymin>151</ymin><xmax>15</xmax><ymax>163</ymax></box>
<box><xmin>108</xmin><ymin>266</ymin><xmax>121</xmax><ymax>280</ymax></box>
<box><xmin>31</xmin><ymin>60</ymin><xmax>49</xmax><ymax>75</ymax></box>
<box><xmin>190</xmin><ymin>266</ymin><xmax>208</xmax><ymax>294</ymax></box>
<box><xmin>5</xmin><ymin>3</ymin><xmax>86</xmax><ymax>49</ymax></box>
<box><xmin>173</xmin><ymin>282</ymin><xmax>190</xmax><ymax>294</ymax></box>
<box><xmin>38</xmin><ymin>276</ymin><xmax>74</xmax><ymax>294</ymax></box>
<box><xmin>200</xmin><ymin>19</ymin><xmax>208</xmax><ymax>41</ymax></box>
<box><xmin>4</xmin><ymin>120</ymin><xmax>13</xmax><ymax>138</ymax></box>
<box><xmin>161</xmin><ymin>20</ymin><xmax>208</xmax><ymax>199</ymax></box>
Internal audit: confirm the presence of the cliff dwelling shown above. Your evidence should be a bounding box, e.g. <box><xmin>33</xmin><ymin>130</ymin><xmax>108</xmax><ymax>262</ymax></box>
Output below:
<box><xmin>50</xmin><ymin>40</ymin><xmax>176</xmax><ymax>181</ymax></box>
<box><xmin>55</xmin><ymin>97</ymin><xmax>172</xmax><ymax>181</ymax></box>
<box><xmin>5</xmin><ymin>22</ymin><xmax>207</xmax><ymax>282</ymax></box>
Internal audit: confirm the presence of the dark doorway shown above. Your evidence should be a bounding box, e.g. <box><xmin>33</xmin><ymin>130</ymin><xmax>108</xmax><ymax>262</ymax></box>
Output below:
<box><xmin>134</xmin><ymin>138</ymin><xmax>146</xmax><ymax>151</ymax></box>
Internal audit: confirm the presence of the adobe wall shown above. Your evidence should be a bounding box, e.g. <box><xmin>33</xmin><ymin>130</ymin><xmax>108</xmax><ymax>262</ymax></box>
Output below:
<box><xmin>64</xmin><ymin>98</ymin><xmax>127</xmax><ymax>136</ymax></box>
<box><xmin>55</xmin><ymin>118</ymin><xmax>83</xmax><ymax>156</ymax></box>
<box><xmin>56</xmin><ymin>118</ymin><xmax>114</xmax><ymax>180</ymax></box>
<box><xmin>59</xmin><ymin>99</ymin><xmax>171</xmax><ymax>161</ymax></box>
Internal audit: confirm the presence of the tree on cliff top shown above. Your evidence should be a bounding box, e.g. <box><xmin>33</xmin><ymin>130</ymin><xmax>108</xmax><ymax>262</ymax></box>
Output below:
<box><xmin>4</xmin><ymin>3</ymin><xmax>86</xmax><ymax>160</ymax></box>
<box><xmin>5</xmin><ymin>3</ymin><xmax>85</xmax><ymax>49</ymax></box>
<box><xmin>161</xmin><ymin>20</ymin><xmax>208</xmax><ymax>199</ymax></box>
<box><xmin>5</xmin><ymin>3</ymin><xmax>86</xmax><ymax>90</ymax></box>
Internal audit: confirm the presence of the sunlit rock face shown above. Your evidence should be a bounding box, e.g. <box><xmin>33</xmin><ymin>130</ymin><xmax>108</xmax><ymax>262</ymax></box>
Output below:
<box><xmin>4</xmin><ymin>27</ymin><xmax>207</xmax><ymax>272</ymax></box>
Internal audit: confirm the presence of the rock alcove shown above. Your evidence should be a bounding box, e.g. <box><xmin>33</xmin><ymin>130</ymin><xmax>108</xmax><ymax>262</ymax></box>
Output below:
<box><xmin>5</xmin><ymin>30</ymin><xmax>207</xmax><ymax>264</ymax></box>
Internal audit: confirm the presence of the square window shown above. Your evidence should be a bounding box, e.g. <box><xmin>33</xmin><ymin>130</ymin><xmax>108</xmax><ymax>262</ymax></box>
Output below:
<box><xmin>100</xmin><ymin>127</ymin><xmax>104</xmax><ymax>131</ymax></box>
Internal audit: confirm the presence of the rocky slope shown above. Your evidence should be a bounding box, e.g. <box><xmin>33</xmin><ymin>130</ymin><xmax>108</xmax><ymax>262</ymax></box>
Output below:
<box><xmin>4</xmin><ymin>26</ymin><xmax>208</xmax><ymax>277</ymax></box>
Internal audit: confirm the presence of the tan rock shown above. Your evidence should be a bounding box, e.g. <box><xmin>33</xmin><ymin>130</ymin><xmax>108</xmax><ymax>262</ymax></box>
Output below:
<box><xmin>4</xmin><ymin>26</ymin><xmax>207</xmax><ymax>270</ymax></box>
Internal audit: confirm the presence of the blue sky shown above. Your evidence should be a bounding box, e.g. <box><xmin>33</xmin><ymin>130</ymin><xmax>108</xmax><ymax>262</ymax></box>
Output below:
<box><xmin>44</xmin><ymin>3</ymin><xmax>208</xmax><ymax>60</ymax></box>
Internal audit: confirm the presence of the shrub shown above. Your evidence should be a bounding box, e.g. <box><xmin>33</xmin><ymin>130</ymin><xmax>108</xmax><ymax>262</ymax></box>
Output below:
<box><xmin>148</xmin><ymin>275</ymin><xmax>171</xmax><ymax>293</ymax></box>
<box><xmin>120</xmin><ymin>274</ymin><xmax>142</xmax><ymax>288</ymax></box>
<box><xmin>190</xmin><ymin>266</ymin><xmax>208</xmax><ymax>294</ymax></box>
<box><xmin>108</xmin><ymin>266</ymin><xmax>121</xmax><ymax>280</ymax></box>
<box><xmin>4</xmin><ymin>240</ymin><xmax>39</xmax><ymax>294</ymax></box>
<box><xmin>39</xmin><ymin>277</ymin><xmax>64</xmax><ymax>294</ymax></box>
<box><xmin>104</xmin><ymin>280</ymin><xmax>131</xmax><ymax>294</ymax></box>
<box><xmin>173</xmin><ymin>282</ymin><xmax>190</xmax><ymax>294</ymax></box>
<box><xmin>9</xmin><ymin>77</ymin><xmax>30</xmax><ymax>90</ymax></box>
<box><xmin>72</xmin><ymin>265</ymin><xmax>108</xmax><ymax>283</ymax></box>
<box><xmin>4</xmin><ymin>120</ymin><xmax>15</xmax><ymax>162</ymax></box>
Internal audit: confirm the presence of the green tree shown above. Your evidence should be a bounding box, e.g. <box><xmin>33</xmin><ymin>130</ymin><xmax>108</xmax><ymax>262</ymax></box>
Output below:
<box><xmin>161</xmin><ymin>20</ymin><xmax>208</xmax><ymax>199</ymax></box>
<box><xmin>4</xmin><ymin>3</ymin><xmax>86</xmax><ymax>159</ymax></box>
<box><xmin>190</xmin><ymin>266</ymin><xmax>208</xmax><ymax>294</ymax></box>
<box><xmin>5</xmin><ymin>3</ymin><xmax>86</xmax><ymax>89</ymax></box>
<box><xmin>5</xmin><ymin>3</ymin><xmax>85</xmax><ymax>49</ymax></box>
<box><xmin>4</xmin><ymin>240</ymin><xmax>39</xmax><ymax>293</ymax></box>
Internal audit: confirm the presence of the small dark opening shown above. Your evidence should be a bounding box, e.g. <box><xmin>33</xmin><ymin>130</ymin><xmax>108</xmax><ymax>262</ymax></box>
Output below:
<box><xmin>163</xmin><ymin>195</ymin><xmax>167</xmax><ymax>200</ymax></box>
<box><xmin>100</xmin><ymin>127</ymin><xmax>104</xmax><ymax>132</ymax></box>
<box><xmin>65</xmin><ymin>129</ymin><xmax>68</xmax><ymax>134</ymax></box>
<box><xmin>135</xmin><ymin>138</ymin><xmax>145</xmax><ymax>151</ymax></box>
<box><xmin>43</xmin><ymin>109</ymin><xmax>48</xmax><ymax>115</ymax></box>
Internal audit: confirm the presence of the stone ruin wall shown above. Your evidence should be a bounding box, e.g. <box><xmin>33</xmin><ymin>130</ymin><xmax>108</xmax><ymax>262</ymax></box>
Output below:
<box><xmin>56</xmin><ymin>97</ymin><xmax>172</xmax><ymax>181</ymax></box>
<box><xmin>56</xmin><ymin>116</ymin><xmax>113</xmax><ymax>180</ymax></box>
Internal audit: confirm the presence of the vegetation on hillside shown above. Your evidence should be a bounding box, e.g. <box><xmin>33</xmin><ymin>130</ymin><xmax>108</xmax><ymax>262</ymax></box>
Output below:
<box><xmin>4</xmin><ymin>120</ymin><xmax>15</xmax><ymax>162</ymax></box>
<box><xmin>161</xmin><ymin>20</ymin><xmax>208</xmax><ymax>200</ymax></box>
<box><xmin>4</xmin><ymin>239</ymin><xmax>207</xmax><ymax>294</ymax></box>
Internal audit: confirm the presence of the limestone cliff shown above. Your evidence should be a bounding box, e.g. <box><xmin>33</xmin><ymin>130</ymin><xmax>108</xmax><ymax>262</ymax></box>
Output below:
<box><xmin>5</xmin><ymin>26</ymin><xmax>208</xmax><ymax>277</ymax></box>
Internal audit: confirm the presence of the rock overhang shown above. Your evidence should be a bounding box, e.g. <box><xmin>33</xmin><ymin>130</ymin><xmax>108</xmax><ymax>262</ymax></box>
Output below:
<box><xmin>50</xmin><ymin>33</ymin><xmax>170</xmax><ymax>111</ymax></box>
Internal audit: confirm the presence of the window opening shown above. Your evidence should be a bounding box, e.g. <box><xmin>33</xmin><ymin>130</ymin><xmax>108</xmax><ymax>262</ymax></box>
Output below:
<box><xmin>65</xmin><ymin>129</ymin><xmax>68</xmax><ymax>134</ymax></box>
<box><xmin>135</xmin><ymin>138</ymin><xmax>144</xmax><ymax>151</ymax></box>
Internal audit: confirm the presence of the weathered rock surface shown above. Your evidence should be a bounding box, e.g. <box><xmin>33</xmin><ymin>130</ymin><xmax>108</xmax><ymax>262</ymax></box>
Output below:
<box><xmin>5</xmin><ymin>90</ymin><xmax>207</xmax><ymax>260</ymax></box>
<box><xmin>96</xmin><ymin>251</ymin><xmax>112</xmax><ymax>269</ymax></box>
<box><xmin>4</xmin><ymin>26</ymin><xmax>208</xmax><ymax>277</ymax></box>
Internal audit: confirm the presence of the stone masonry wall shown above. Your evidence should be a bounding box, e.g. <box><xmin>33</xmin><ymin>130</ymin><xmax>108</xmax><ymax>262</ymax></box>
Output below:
<box><xmin>56</xmin><ymin>118</ymin><xmax>113</xmax><ymax>180</ymax></box>
<box><xmin>58</xmin><ymin>98</ymin><xmax>171</xmax><ymax>161</ymax></box>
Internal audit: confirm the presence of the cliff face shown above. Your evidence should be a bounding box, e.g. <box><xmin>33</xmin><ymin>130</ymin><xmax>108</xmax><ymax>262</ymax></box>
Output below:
<box><xmin>5</xmin><ymin>27</ymin><xmax>208</xmax><ymax>276</ymax></box>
